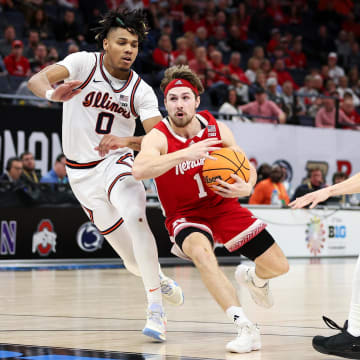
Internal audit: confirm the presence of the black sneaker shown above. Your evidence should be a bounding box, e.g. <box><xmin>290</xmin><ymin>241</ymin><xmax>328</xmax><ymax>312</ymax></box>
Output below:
<box><xmin>313</xmin><ymin>316</ymin><xmax>360</xmax><ymax>359</ymax></box>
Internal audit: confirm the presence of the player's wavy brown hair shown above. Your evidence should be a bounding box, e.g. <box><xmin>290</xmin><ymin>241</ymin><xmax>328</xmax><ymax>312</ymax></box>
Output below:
<box><xmin>160</xmin><ymin>65</ymin><xmax>204</xmax><ymax>97</ymax></box>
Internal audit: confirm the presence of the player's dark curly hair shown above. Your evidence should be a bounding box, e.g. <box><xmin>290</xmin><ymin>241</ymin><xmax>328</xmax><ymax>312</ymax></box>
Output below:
<box><xmin>93</xmin><ymin>8</ymin><xmax>149</xmax><ymax>49</ymax></box>
<box><xmin>160</xmin><ymin>65</ymin><xmax>204</xmax><ymax>96</ymax></box>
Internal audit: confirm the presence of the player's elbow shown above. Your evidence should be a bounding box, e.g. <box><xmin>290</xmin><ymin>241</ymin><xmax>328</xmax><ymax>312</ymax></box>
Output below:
<box><xmin>132</xmin><ymin>164</ymin><xmax>145</xmax><ymax>181</ymax></box>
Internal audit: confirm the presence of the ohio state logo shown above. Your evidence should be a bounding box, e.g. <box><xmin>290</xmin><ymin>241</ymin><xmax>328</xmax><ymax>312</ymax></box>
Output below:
<box><xmin>32</xmin><ymin>219</ymin><xmax>57</xmax><ymax>256</ymax></box>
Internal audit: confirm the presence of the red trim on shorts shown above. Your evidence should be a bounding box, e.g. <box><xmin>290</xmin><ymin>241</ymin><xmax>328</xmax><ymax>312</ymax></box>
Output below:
<box><xmin>107</xmin><ymin>172</ymin><xmax>132</xmax><ymax>201</ymax></box>
<box><xmin>99</xmin><ymin>218</ymin><xmax>124</xmax><ymax>235</ymax></box>
<box><xmin>65</xmin><ymin>158</ymin><xmax>103</xmax><ymax>169</ymax></box>
<box><xmin>78</xmin><ymin>53</ymin><xmax>97</xmax><ymax>90</ymax></box>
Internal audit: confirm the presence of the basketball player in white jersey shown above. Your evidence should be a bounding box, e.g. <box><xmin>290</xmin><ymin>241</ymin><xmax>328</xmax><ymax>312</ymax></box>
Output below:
<box><xmin>27</xmin><ymin>8</ymin><xmax>183</xmax><ymax>342</ymax></box>
<box><xmin>290</xmin><ymin>175</ymin><xmax>360</xmax><ymax>358</ymax></box>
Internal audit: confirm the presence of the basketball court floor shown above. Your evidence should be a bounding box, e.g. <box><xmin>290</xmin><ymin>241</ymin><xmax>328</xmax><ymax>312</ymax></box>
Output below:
<box><xmin>0</xmin><ymin>259</ymin><xmax>355</xmax><ymax>360</ymax></box>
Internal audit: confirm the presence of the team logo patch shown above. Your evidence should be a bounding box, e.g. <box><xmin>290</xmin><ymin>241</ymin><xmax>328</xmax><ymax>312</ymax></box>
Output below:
<box><xmin>175</xmin><ymin>80</ymin><xmax>183</xmax><ymax>85</ymax></box>
<box><xmin>32</xmin><ymin>219</ymin><xmax>57</xmax><ymax>256</ymax></box>
<box><xmin>306</xmin><ymin>216</ymin><xmax>326</xmax><ymax>256</ymax></box>
<box><xmin>120</xmin><ymin>94</ymin><xmax>129</xmax><ymax>101</ymax></box>
<box><xmin>77</xmin><ymin>222</ymin><xmax>104</xmax><ymax>252</ymax></box>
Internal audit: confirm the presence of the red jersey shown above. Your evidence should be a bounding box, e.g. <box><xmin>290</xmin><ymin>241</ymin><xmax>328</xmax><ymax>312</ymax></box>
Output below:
<box><xmin>154</xmin><ymin>110</ymin><xmax>238</xmax><ymax>218</ymax></box>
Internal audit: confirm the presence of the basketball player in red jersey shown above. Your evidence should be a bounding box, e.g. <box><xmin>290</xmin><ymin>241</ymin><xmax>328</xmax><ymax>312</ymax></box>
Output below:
<box><xmin>99</xmin><ymin>65</ymin><xmax>289</xmax><ymax>353</ymax></box>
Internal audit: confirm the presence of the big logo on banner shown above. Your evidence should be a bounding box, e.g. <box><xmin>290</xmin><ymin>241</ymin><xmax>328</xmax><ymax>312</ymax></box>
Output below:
<box><xmin>32</xmin><ymin>219</ymin><xmax>57</xmax><ymax>256</ymax></box>
<box><xmin>77</xmin><ymin>222</ymin><xmax>104</xmax><ymax>252</ymax></box>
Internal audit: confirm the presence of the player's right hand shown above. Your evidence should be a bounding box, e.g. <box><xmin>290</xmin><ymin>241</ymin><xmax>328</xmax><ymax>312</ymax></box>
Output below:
<box><xmin>183</xmin><ymin>138</ymin><xmax>222</xmax><ymax>161</ymax></box>
<box><xmin>50</xmin><ymin>80</ymin><xmax>82</xmax><ymax>102</ymax></box>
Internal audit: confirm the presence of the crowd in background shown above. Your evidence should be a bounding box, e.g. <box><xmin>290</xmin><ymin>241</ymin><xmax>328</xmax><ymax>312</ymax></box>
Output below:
<box><xmin>1</xmin><ymin>0</ymin><xmax>360</xmax><ymax>207</ymax></box>
<box><xmin>0</xmin><ymin>0</ymin><xmax>360</xmax><ymax>127</ymax></box>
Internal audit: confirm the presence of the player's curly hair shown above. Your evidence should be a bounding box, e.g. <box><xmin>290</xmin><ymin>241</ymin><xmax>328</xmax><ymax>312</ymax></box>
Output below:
<box><xmin>93</xmin><ymin>8</ymin><xmax>149</xmax><ymax>49</ymax></box>
<box><xmin>160</xmin><ymin>65</ymin><xmax>204</xmax><ymax>97</ymax></box>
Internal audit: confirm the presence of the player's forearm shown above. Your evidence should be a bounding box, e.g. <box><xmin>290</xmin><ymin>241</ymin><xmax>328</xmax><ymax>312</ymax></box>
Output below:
<box><xmin>126</xmin><ymin>136</ymin><xmax>143</xmax><ymax>151</ymax></box>
<box><xmin>328</xmin><ymin>172</ymin><xmax>360</xmax><ymax>196</ymax></box>
<box><xmin>28</xmin><ymin>71</ymin><xmax>53</xmax><ymax>98</ymax></box>
<box><xmin>133</xmin><ymin>150</ymin><xmax>187</xmax><ymax>180</ymax></box>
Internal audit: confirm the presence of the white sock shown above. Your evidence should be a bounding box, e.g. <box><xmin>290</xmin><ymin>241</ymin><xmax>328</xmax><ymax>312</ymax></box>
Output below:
<box><xmin>158</xmin><ymin>264</ymin><xmax>166</xmax><ymax>280</ymax></box>
<box><xmin>348</xmin><ymin>255</ymin><xmax>360</xmax><ymax>337</ymax></box>
<box><xmin>250</xmin><ymin>267</ymin><xmax>268</xmax><ymax>288</ymax></box>
<box><xmin>226</xmin><ymin>306</ymin><xmax>251</xmax><ymax>327</ymax></box>
<box><xmin>147</xmin><ymin>288</ymin><xmax>162</xmax><ymax>306</ymax></box>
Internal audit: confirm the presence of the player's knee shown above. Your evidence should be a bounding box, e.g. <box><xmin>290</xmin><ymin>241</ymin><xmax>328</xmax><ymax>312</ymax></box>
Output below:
<box><xmin>190</xmin><ymin>246</ymin><xmax>217</xmax><ymax>270</ymax></box>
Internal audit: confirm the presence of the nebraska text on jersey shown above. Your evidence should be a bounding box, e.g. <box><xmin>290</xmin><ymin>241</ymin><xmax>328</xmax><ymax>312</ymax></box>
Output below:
<box><xmin>175</xmin><ymin>158</ymin><xmax>205</xmax><ymax>175</ymax></box>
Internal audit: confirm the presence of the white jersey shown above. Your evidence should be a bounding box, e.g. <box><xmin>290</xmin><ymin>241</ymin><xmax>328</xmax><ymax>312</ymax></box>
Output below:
<box><xmin>57</xmin><ymin>51</ymin><xmax>161</xmax><ymax>165</ymax></box>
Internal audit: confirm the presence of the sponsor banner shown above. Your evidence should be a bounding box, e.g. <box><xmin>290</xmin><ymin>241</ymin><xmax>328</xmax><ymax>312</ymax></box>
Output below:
<box><xmin>225</xmin><ymin>122</ymin><xmax>360</xmax><ymax>197</ymax></box>
<box><xmin>250</xmin><ymin>207</ymin><xmax>360</xmax><ymax>257</ymax></box>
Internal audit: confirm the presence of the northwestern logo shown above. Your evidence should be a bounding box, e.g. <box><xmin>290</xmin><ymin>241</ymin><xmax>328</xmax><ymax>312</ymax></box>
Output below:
<box><xmin>1</xmin><ymin>221</ymin><xmax>16</xmax><ymax>255</ymax></box>
<box><xmin>32</xmin><ymin>219</ymin><xmax>57</xmax><ymax>256</ymax></box>
<box><xmin>77</xmin><ymin>222</ymin><xmax>104</xmax><ymax>252</ymax></box>
<box><xmin>175</xmin><ymin>158</ymin><xmax>205</xmax><ymax>175</ymax></box>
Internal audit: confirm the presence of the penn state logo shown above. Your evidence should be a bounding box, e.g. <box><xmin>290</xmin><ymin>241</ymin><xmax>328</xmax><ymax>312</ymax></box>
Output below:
<box><xmin>77</xmin><ymin>222</ymin><xmax>104</xmax><ymax>252</ymax></box>
<box><xmin>32</xmin><ymin>219</ymin><xmax>57</xmax><ymax>256</ymax></box>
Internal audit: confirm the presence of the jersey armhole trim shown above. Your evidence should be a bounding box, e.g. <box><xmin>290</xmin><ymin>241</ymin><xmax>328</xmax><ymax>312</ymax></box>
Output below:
<box><xmin>130</xmin><ymin>77</ymin><xmax>141</xmax><ymax>117</ymax></box>
<box><xmin>78</xmin><ymin>53</ymin><xmax>98</xmax><ymax>90</ymax></box>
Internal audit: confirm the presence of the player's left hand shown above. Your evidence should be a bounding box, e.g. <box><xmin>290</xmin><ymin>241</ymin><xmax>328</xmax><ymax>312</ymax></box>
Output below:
<box><xmin>95</xmin><ymin>135</ymin><xmax>130</xmax><ymax>157</ymax></box>
<box><xmin>212</xmin><ymin>174</ymin><xmax>252</xmax><ymax>198</ymax></box>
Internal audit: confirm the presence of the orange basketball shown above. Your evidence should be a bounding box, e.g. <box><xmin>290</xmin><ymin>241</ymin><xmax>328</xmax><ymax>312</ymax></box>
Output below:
<box><xmin>202</xmin><ymin>147</ymin><xmax>251</xmax><ymax>190</ymax></box>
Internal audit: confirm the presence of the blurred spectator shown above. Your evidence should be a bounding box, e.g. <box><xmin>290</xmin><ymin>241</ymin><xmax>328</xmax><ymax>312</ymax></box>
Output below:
<box><xmin>341</xmin><ymin>93</ymin><xmax>360</xmax><ymax>129</ymax></box>
<box><xmin>218</xmin><ymin>87</ymin><xmax>244</xmax><ymax>122</ymax></box>
<box><xmin>252</xmin><ymin>46</ymin><xmax>265</xmax><ymax>62</ymax></box>
<box><xmin>0</xmin><ymin>25</ymin><xmax>16</xmax><ymax>58</ymax></box>
<box><xmin>58</xmin><ymin>0</ymin><xmax>79</xmax><ymax>8</ymax></box>
<box><xmin>24</xmin><ymin>30</ymin><xmax>40</xmax><ymax>59</ymax></box>
<box><xmin>174</xmin><ymin>54</ymin><xmax>187</xmax><ymax>66</ymax></box>
<box><xmin>40</xmin><ymin>154</ymin><xmax>68</xmax><ymax>184</ymax></box>
<box><xmin>27</xmin><ymin>8</ymin><xmax>52</xmax><ymax>40</ymax></box>
<box><xmin>273</xmin><ymin>58</ymin><xmax>298</xmax><ymax>89</ymax></box>
<box><xmin>47</xmin><ymin>47</ymin><xmax>60</xmax><ymax>64</ymax></box>
<box><xmin>256</xmin><ymin>163</ymin><xmax>272</xmax><ymax>184</ymax></box>
<box><xmin>195</xmin><ymin>27</ymin><xmax>208</xmax><ymax>48</ymax></box>
<box><xmin>291</xmin><ymin>168</ymin><xmax>327</xmax><ymax>202</ymax></box>
<box><xmin>4</xmin><ymin>40</ymin><xmax>31</xmax><ymax>77</ymax></box>
<box><xmin>254</xmin><ymin>71</ymin><xmax>267</xmax><ymax>91</ymax></box>
<box><xmin>337</xmin><ymin>76</ymin><xmax>360</xmax><ymax>106</ymax></box>
<box><xmin>173</xmin><ymin>36</ymin><xmax>194</xmax><ymax>62</ymax></box>
<box><xmin>286</xmin><ymin>38</ymin><xmax>307</xmax><ymax>69</ymax></box>
<box><xmin>315</xmin><ymin>92</ymin><xmax>354</xmax><ymax>128</ymax></box>
<box><xmin>280</xmin><ymin>81</ymin><xmax>305</xmax><ymax>122</ymax></box>
<box><xmin>235</xmin><ymin>2</ymin><xmax>251</xmax><ymax>41</ymax></box>
<box><xmin>54</xmin><ymin>9</ymin><xmax>85</xmax><ymax>43</ymax></box>
<box><xmin>348</xmin><ymin>42</ymin><xmax>360</xmax><ymax>70</ymax></box>
<box><xmin>297</xmin><ymin>75</ymin><xmax>318</xmax><ymax>109</ymax></box>
<box><xmin>313</xmin><ymin>74</ymin><xmax>325</xmax><ymax>94</ymax></box>
<box><xmin>152</xmin><ymin>34</ymin><xmax>175</xmax><ymax>68</ymax></box>
<box><xmin>342</xmin><ymin>13</ymin><xmax>360</xmax><ymax>38</ymax></box>
<box><xmin>67</xmin><ymin>42</ymin><xmax>80</xmax><ymax>55</ymax></box>
<box><xmin>266</xmin><ymin>0</ymin><xmax>288</xmax><ymax>27</ymax></box>
<box><xmin>208</xmin><ymin>25</ymin><xmax>231</xmax><ymax>55</ymax></box>
<box><xmin>249</xmin><ymin>165</ymin><xmax>290</xmax><ymax>205</ymax></box>
<box><xmin>227</xmin><ymin>52</ymin><xmax>249</xmax><ymax>84</ymax></box>
<box><xmin>267</xmin><ymin>28</ymin><xmax>281</xmax><ymax>55</ymax></box>
<box><xmin>20</xmin><ymin>151</ymin><xmax>40</xmax><ymax>185</ymax></box>
<box><xmin>29</xmin><ymin>43</ymin><xmax>49</xmax><ymax>74</ymax></box>
<box><xmin>266</xmin><ymin>77</ymin><xmax>284</xmax><ymax>108</ymax></box>
<box><xmin>0</xmin><ymin>157</ymin><xmax>23</xmax><ymax>183</ymax></box>
<box><xmin>231</xmin><ymin>75</ymin><xmax>249</xmax><ymax>105</ymax></box>
<box><xmin>245</xmin><ymin>57</ymin><xmax>260</xmax><ymax>84</ymax></box>
<box><xmin>260</xmin><ymin>58</ymin><xmax>271</xmax><ymax>75</ymax></box>
<box><xmin>226</xmin><ymin>25</ymin><xmax>246</xmax><ymax>53</ymax></box>
<box><xmin>327</xmin><ymin>52</ymin><xmax>345</xmax><ymax>85</ymax></box>
<box><xmin>327</xmin><ymin>171</ymin><xmax>353</xmax><ymax>205</ymax></box>
<box><xmin>313</xmin><ymin>25</ymin><xmax>335</xmax><ymax>63</ymax></box>
<box><xmin>209</xmin><ymin>50</ymin><xmax>228</xmax><ymax>84</ymax></box>
<box><xmin>0</xmin><ymin>55</ymin><xmax>7</xmax><ymax>76</ymax></box>
<box><xmin>335</xmin><ymin>30</ymin><xmax>351</xmax><ymax>68</ymax></box>
<box><xmin>239</xmin><ymin>87</ymin><xmax>286</xmax><ymax>124</ymax></box>
<box><xmin>188</xmin><ymin>46</ymin><xmax>212</xmax><ymax>87</ymax></box>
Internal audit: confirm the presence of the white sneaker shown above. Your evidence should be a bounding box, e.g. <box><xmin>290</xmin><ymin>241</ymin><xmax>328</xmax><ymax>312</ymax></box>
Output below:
<box><xmin>226</xmin><ymin>323</ymin><xmax>261</xmax><ymax>353</ymax></box>
<box><xmin>142</xmin><ymin>304</ymin><xmax>167</xmax><ymax>342</ymax></box>
<box><xmin>235</xmin><ymin>264</ymin><xmax>274</xmax><ymax>308</ymax></box>
<box><xmin>160</xmin><ymin>274</ymin><xmax>184</xmax><ymax>306</ymax></box>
